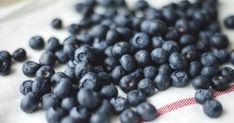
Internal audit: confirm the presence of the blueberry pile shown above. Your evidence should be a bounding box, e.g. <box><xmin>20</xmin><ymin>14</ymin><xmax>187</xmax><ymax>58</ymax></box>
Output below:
<box><xmin>14</xmin><ymin>0</ymin><xmax>234</xmax><ymax>123</ymax></box>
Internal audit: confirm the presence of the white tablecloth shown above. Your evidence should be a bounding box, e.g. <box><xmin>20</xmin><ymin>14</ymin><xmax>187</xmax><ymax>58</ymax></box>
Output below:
<box><xmin>0</xmin><ymin>0</ymin><xmax>234</xmax><ymax>123</ymax></box>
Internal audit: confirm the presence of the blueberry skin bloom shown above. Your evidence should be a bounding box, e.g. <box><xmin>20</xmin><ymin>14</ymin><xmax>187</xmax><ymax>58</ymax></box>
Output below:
<box><xmin>42</xmin><ymin>93</ymin><xmax>60</xmax><ymax>110</ymax></box>
<box><xmin>20</xmin><ymin>92</ymin><xmax>40</xmax><ymax>113</ymax></box>
<box><xmin>136</xmin><ymin>102</ymin><xmax>157</xmax><ymax>121</ymax></box>
<box><xmin>22</xmin><ymin>61</ymin><xmax>41</xmax><ymax>77</ymax></box>
<box><xmin>112</xmin><ymin>42</ymin><xmax>130</xmax><ymax>57</ymax></box>
<box><xmin>119</xmin><ymin>75</ymin><xmax>138</xmax><ymax>93</ymax></box>
<box><xmin>120</xmin><ymin>54</ymin><xmax>136</xmax><ymax>72</ymax></box>
<box><xmin>53</xmin><ymin>78</ymin><xmax>72</xmax><ymax>98</ymax></box>
<box><xmin>111</xmin><ymin>65</ymin><xmax>126</xmax><ymax>83</ymax></box>
<box><xmin>151</xmin><ymin>48</ymin><xmax>169</xmax><ymax>65</ymax></box>
<box><xmin>209</xmin><ymin>33</ymin><xmax>229</xmax><ymax>49</ymax></box>
<box><xmin>200</xmin><ymin>52</ymin><xmax>218</xmax><ymax>66</ymax></box>
<box><xmin>20</xmin><ymin>80</ymin><xmax>33</xmax><ymax>95</ymax></box>
<box><xmin>110</xmin><ymin>97</ymin><xmax>128</xmax><ymax>114</ymax></box>
<box><xmin>131</xmin><ymin>32</ymin><xmax>150</xmax><ymax>49</ymax></box>
<box><xmin>189</xmin><ymin>61</ymin><xmax>202</xmax><ymax>77</ymax></box>
<box><xmin>192</xmin><ymin>76</ymin><xmax>211</xmax><ymax>90</ymax></box>
<box><xmin>74</xmin><ymin>46</ymin><xmax>94</xmax><ymax>63</ymax></box>
<box><xmin>79</xmin><ymin>72</ymin><xmax>101</xmax><ymax>91</ymax></box>
<box><xmin>195</xmin><ymin>89</ymin><xmax>213</xmax><ymax>104</ymax></box>
<box><xmin>162</xmin><ymin>41</ymin><xmax>179</xmax><ymax>54</ymax></box>
<box><xmin>224</xmin><ymin>15</ymin><xmax>234</xmax><ymax>29</ymax></box>
<box><xmin>39</xmin><ymin>51</ymin><xmax>57</xmax><ymax>66</ymax></box>
<box><xmin>138</xmin><ymin>79</ymin><xmax>155</xmax><ymax>96</ymax></box>
<box><xmin>143</xmin><ymin>66</ymin><xmax>157</xmax><ymax>80</ymax></box>
<box><xmin>127</xmin><ymin>90</ymin><xmax>146</xmax><ymax>106</ymax></box>
<box><xmin>134</xmin><ymin>50</ymin><xmax>151</xmax><ymax>67</ymax></box>
<box><xmin>45</xmin><ymin>37</ymin><xmax>62</xmax><ymax>53</ymax></box>
<box><xmin>171</xmin><ymin>71</ymin><xmax>189</xmax><ymax>87</ymax></box>
<box><xmin>75</xmin><ymin>62</ymin><xmax>93</xmax><ymax>80</ymax></box>
<box><xmin>169</xmin><ymin>52</ymin><xmax>188</xmax><ymax>70</ymax></box>
<box><xmin>12</xmin><ymin>48</ymin><xmax>27</xmax><ymax>62</ymax></box>
<box><xmin>0</xmin><ymin>50</ymin><xmax>11</xmax><ymax>62</ymax></box>
<box><xmin>77</xmin><ymin>88</ymin><xmax>101</xmax><ymax>110</ymax></box>
<box><xmin>203</xmin><ymin>99</ymin><xmax>223</xmax><ymax>118</ymax></box>
<box><xmin>29</xmin><ymin>35</ymin><xmax>45</xmax><ymax>50</ymax></box>
<box><xmin>120</xmin><ymin>109</ymin><xmax>140</xmax><ymax>123</ymax></box>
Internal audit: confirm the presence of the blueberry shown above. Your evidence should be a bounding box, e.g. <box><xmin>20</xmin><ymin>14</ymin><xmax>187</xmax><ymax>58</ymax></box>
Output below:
<box><xmin>51</xmin><ymin>18</ymin><xmax>63</xmax><ymax>29</ymax></box>
<box><xmin>90</xmin><ymin>25</ymin><xmax>108</xmax><ymax>39</ymax></box>
<box><xmin>105</xmin><ymin>29</ymin><xmax>119</xmax><ymax>44</ymax></box>
<box><xmin>195</xmin><ymin>89</ymin><xmax>213</xmax><ymax>104</ymax></box>
<box><xmin>154</xmin><ymin>74</ymin><xmax>171</xmax><ymax>90</ymax></box>
<box><xmin>211</xmin><ymin>76</ymin><xmax>229</xmax><ymax>91</ymax></box>
<box><xmin>69</xmin><ymin>106</ymin><xmax>90</xmax><ymax>122</ymax></box>
<box><xmin>53</xmin><ymin>78</ymin><xmax>72</xmax><ymax>98</ymax></box>
<box><xmin>120</xmin><ymin>109</ymin><xmax>140</xmax><ymax>123</ymax></box>
<box><xmin>171</xmin><ymin>71</ymin><xmax>189</xmax><ymax>87</ymax></box>
<box><xmin>162</xmin><ymin>41</ymin><xmax>179</xmax><ymax>54</ymax></box>
<box><xmin>220</xmin><ymin>67</ymin><xmax>234</xmax><ymax>82</ymax></box>
<box><xmin>74</xmin><ymin>46</ymin><xmax>94</xmax><ymax>63</ymax></box>
<box><xmin>143</xmin><ymin>66</ymin><xmax>157</xmax><ymax>80</ymax></box>
<box><xmin>200</xmin><ymin>52</ymin><xmax>218</xmax><ymax>66</ymax></box>
<box><xmin>46</xmin><ymin>37</ymin><xmax>62</xmax><ymax>52</ymax></box>
<box><xmin>92</xmin><ymin>39</ymin><xmax>109</xmax><ymax>51</ymax></box>
<box><xmin>63</xmin><ymin>36</ymin><xmax>79</xmax><ymax>58</ymax></box>
<box><xmin>135</xmin><ymin>0</ymin><xmax>149</xmax><ymax>10</ymax></box>
<box><xmin>77</xmin><ymin>33</ymin><xmax>93</xmax><ymax>44</ymax></box>
<box><xmin>212</xmin><ymin>49</ymin><xmax>229</xmax><ymax>63</ymax></box>
<box><xmin>138</xmin><ymin>79</ymin><xmax>155</xmax><ymax>96</ymax></box>
<box><xmin>164</xmin><ymin>28</ymin><xmax>180</xmax><ymax>41</ymax></box>
<box><xmin>12</xmin><ymin>48</ymin><xmax>27</xmax><ymax>62</ymax></box>
<box><xmin>169</xmin><ymin>52</ymin><xmax>188</xmax><ymax>70</ymax></box>
<box><xmin>60</xmin><ymin>116</ymin><xmax>76</xmax><ymax>123</ymax></box>
<box><xmin>203</xmin><ymin>99</ymin><xmax>223</xmax><ymax>118</ymax></box>
<box><xmin>131</xmin><ymin>32</ymin><xmax>150</xmax><ymax>49</ymax></box>
<box><xmin>229</xmin><ymin>49</ymin><xmax>234</xmax><ymax>65</ymax></box>
<box><xmin>29</xmin><ymin>35</ymin><xmax>45</xmax><ymax>50</ymax></box>
<box><xmin>134</xmin><ymin>50</ymin><xmax>151</xmax><ymax>67</ymax></box>
<box><xmin>127</xmin><ymin>90</ymin><xmax>146</xmax><ymax>106</ymax></box>
<box><xmin>112</xmin><ymin>42</ymin><xmax>130</xmax><ymax>57</ymax></box>
<box><xmin>175</xmin><ymin>19</ymin><xmax>190</xmax><ymax>34</ymax></box>
<box><xmin>158</xmin><ymin>64</ymin><xmax>172</xmax><ymax>75</ymax></box>
<box><xmin>196</xmin><ymin>40</ymin><xmax>210</xmax><ymax>53</ymax></box>
<box><xmin>22</xmin><ymin>61</ymin><xmax>41</xmax><ymax>77</ymax></box>
<box><xmin>75</xmin><ymin>62</ymin><xmax>93</xmax><ymax>80</ymax></box>
<box><xmin>96</xmin><ymin>100</ymin><xmax>114</xmax><ymax>114</ymax></box>
<box><xmin>0</xmin><ymin>60</ymin><xmax>11</xmax><ymax>75</ymax></box>
<box><xmin>128</xmin><ymin>68</ymin><xmax>144</xmax><ymax>81</ymax></box>
<box><xmin>179</xmin><ymin>35</ymin><xmax>195</xmax><ymax>47</ymax></box>
<box><xmin>89</xmin><ymin>113</ymin><xmax>110</xmax><ymax>123</ymax></box>
<box><xmin>104</xmin><ymin>56</ymin><xmax>118</xmax><ymax>72</ymax></box>
<box><xmin>192</xmin><ymin>76</ymin><xmax>211</xmax><ymax>90</ymax></box>
<box><xmin>77</xmin><ymin>88</ymin><xmax>101</xmax><ymax>109</ymax></box>
<box><xmin>151</xmin><ymin>48</ymin><xmax>169</xmax><ymax>65</ymax></box>
<box><xmin>64</xmin><ymin>67</ymin><xmax>76</xmax><ymax>81</ymax></box>
<box><xmin>116</xmin><ymin>27</ymin><xmax>132</xmax><ymax>41</ymax></box>
<box><xmin>189</xmin><ymin>61</ymin><xmax>202</xmax><ymax>77</ymax></box>
<box><xmin>136</xmin><ymin>102</ymin><xmax>157</xmax><ymax>121</ymax></box>
<box><xmin>110</xmin><ymin>97</ymin><xmax>128</xmax><ymax>114</ymax></box>
<box><xmin>79</xmin><ymin>72</ymin><xmax>101</xmax><ymax>90</ymax></box>
<box><xmin>97</xmin><ymin>72</ymin><xmax>112</xmax><ymax>85</ymax></box>
<box><xmin>224</xmin><ymin>15</ymin><xmax>234</xmax><ymax>29</ymax></box>
<box><xmin>209</xmin><ymin>33</ymin><xmax>229</xmax><ymax>49</ymax></box>
<box><xmin>42</xmin><ymin>93</ymin><xmax>60</xmax><ymax>110</ymax></box>
<box><xmin>152</xmin><ymin>36</ymin><xmax>164</xmax><ymax>48</ymax></box>
<box><xmin>55</xmin><ymin>50</ymin><xmax>68</xmax><ymax>64</ymax></box>
<box><xmin>61</xmin><ymin>97</ymin><xmax>77</xmax><ymax>111</ymax></box>
<box><xmin>0</xmin><ymin>50</ymin><xmax>11</xmax><ymax>62</ymax></box>
<box><xmin>141</xmin><ymin>19</ymin><xmax>167</xmax><ymax>35</ymax></box>
<box><xmin>46</xmin><ymin>107</ymin><xmax>67</xmax><ymax>123</ymax></box>
<box><xmin>119</xmin><ymin>75</ymin><xmax>138</xmax><ymax>92</ymax></box>
<box><xmin>201</xmin><ymin>66</ymin><xmax>219</xmax><ymax>79</ymax></box>
<box><xmin>100</xmin><ymin>85</ymin><xmax>118</xmax><ymax>100</ymax></box>
<box><xmin>20</xmin><ymin>80</ymin><xmax>33</xmax><ymax>95</ymax></box>
<box><xmin>39</xmin><ymin>51</ymin><xmax>56</xmax><ymax>66</ymax></box>
<box><xmin>32</xmin><ymin>77</ymin><xmax>51</xmax><ymax>95</ymax></box>
<box><xmin>120</xmin><ymin>54</ymin><xmax>136</xmax><ymax>72</ymax></box>
<box><xmin>20</xmin><ymin>92</ymin><xmax>40</xmax><ymax>113</ymax></box>
<box><xmin>36</xmin><ymin>65</ymin><xmax>55</xmax><ymax>79</ymax></box>
<box><xmin>181</xmin><ymin>45</ymin><xmax>198</xmax><ymax>61</ymax></box>
<box><xmin>162</xmin><ymin>8</ymin><xmax>178</xmax><ymax>25</ymax></box>
<box><xmin>111</xmin><ymin>65</ymin><xmax>126</xmax><ymax>83</ymax></box>
<box><xmin>67</xmin><ymin>24</ymin><xmax>81</xmax><ymax>34</ymax></box>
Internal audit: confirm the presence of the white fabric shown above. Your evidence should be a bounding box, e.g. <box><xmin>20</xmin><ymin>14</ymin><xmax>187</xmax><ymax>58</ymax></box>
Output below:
<box><xmin>0</xmin><ymin>0</ymin><xmax>234</xmax><ymax>123</ymax></box>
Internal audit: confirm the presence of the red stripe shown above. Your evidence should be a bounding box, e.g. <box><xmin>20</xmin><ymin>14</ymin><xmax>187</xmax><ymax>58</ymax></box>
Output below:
<box><xmin>156</xmin><ymin>84</ymin><xmax>234</xmax><ymax>116</ymax></box>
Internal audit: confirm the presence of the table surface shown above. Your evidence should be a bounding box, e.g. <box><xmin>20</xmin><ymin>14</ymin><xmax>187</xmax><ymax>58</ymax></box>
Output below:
<box><xmin>0</xmin><ymin>0</ymin><xmax>234</xmax><ymax>123</ymax></box>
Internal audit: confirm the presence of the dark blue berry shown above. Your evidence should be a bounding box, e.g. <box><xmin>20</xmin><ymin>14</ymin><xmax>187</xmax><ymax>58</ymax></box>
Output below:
<box><xmin>192</xmin><ymin>76</ymin><xmax>211</xmax><ymax>90</ymax></box>
<box><xmin>22</xmin><ymin>61</ymin><xmax>41</xmax><ymax>77</ymax></box>
<box><xmin>152</xmin><ymin>36</ymin><xmax>164</xmax><ymax>48</ymax></box>
<box><xmin>20</xmin><ymin>92</ymin><xmax>40</xmax><ymax>113</ymax></box>
<box><xmin>55</xmin><ymin>50</ymin><xmax>68</xmax><ymax>64</ymax></box>
<box><xmin>0</xmin><ymin>50</ymin><xmax>11</xmax><ymax>62</ymax></box>
<box><xmin>151</xmin><ymin>48</ymin><xmax>169</xmax><ymax>65</ymax></box>
<box><xmin>39</xmin><ymin>51</ymin><xmax>56</xmax><ymax>66</ymax></box>
<box><xmin>201</xmin><ymin>65</ymin><xmax>219</xmax><ymax>79</ymax></box>
<box><xmin>110</xmin><ymin>97</ymin><xmax>128</xmax><ymax>114</ymax></box>
<box><xmin>127</xmin><ymin>90</ymin><xmax>146</xmax><ymax>106</ymax></box>
<box><xmin>189</xmin><ymin>61</ymin><xmax>202</xmax><ymax>77</ymax></box>
<box><xmin>112</xmin><ymin>42</ymin><xmax>130</xmax><ymax>57</ymax></box>
<box><xmin>20</xmin><ymin>80</ymin><xmax>33</xmax><ymax>95</ymax></box>
<box><xmin>75</xmin><ymin>62</ymin><xmax>93</xmax><ymax>80</ymax></box>
<box><xmin>69</xmin><ymin>106</ymin><xmax>90</xmax><ymax>122</ymax></box>
<box><xmin>51</xmin><ymin>18</ymin><xmax>63</xmax><ymax>29</ymax></box>
<box><xmin>141</xmin><ymin>19</ymin><xmax>167</xmax><ymax>35</ymax></box>
<box><xmin>154</xmin><ymin>74</ymin><xmax>171</xmax><ymax>90</ymax></box>
<box><xmin>211</xmin><ymin>76</ymin><xmax>229</xmax><ymax>91</ymax></box>
<box><xmin>224</xmin><ymin>15</ymin><xmax>234</xmax><ymax>29</ymax></box>
<box><xmin>74</xmin><ymin>46</ymin><xmax>94</xmax><ymax>63</ymax></box>
<box><xmin>169</xmin><ymin>52</ymin><xmax>188</xmax><ymax>70</ymax></box>
<box><xmin>119</xmin><ymin>75</ymin><xmax>138</xmax><ymax>92</ymax></box>
<box><xmin>32</xmin><ymin>77</ymin><xmax>51</xmax><ymax>95</ymax></box>
<box><xmin>61</xmin><ymin>97</ymin><xmax>77</xmax><ymax>111</ymax></box>
<box><xmin>203</xmin><ymin>99</ymin><xmax>223</xmax><ymax>118</ymax></box>
<box><xmin>12</xmin><ymin>48</ymin><xmax>27</xmax><ymax>62</ymax></box>
<box><xmin>195</xmin><ymin>89</ymin><xmax>213</xmax><ymax>104</ymax></box>
<box><xmin>131</xmin><ymin>32</ymin><xmax>150</xmax><ymax>49</ymax></box>
<box><xmin>79</xmin><ymin>72</ymin><xmax>101</xmax><ymax>90</ymax></box>
<box><xmin>120</xmin><ymin>109</ymin><xmax>140</xmax><ymax>123</ymax></box>
<box><xmin>46</xmin><ymin>37</ymin><xmax>62</xmax><ymax>52</ymax></box>
<box><xmin>111</xmin><ymin>65</ymin><xmax>126</xmax><ymax>83</ymax></box>
<box><xmin>89</xmin><ymin>113</ymin><xmax>110</xmax><ymax>123</ymax></box>
<box><xmin>77</xmin><ymin>88</ymin><xmax>101</xmax><ymax>109</ymax></box>
<box><xmin>213</xmin><ymin>49</ymin><xmax>229</xmax><ymax>63</ymax></box>
<box><xmin>220</xmin><ymin>67</ymin><xmax>234</xmax><ymax>82</ymax></box>
<box><xmin>120</xmin><ymin>54</ymin><xmax>136</xmax><ymax>72</ymax></box>
<box><xmin>200</xmin><ymin>52</ymin><xmax>218</xmax><ymax>66</ymax></box>
<box><xmin>46</xmin><ymin>107</ymin><xmax>67</xmax><ymax>123</ymax></box>
<box><xmin>136</xmin><ymin>102</ymin><xmax>157</xmax><ymax>121</ymax></box>
<box><xmin>138</xmin><ymin>79</ymin><xmax>155</xmax><ymax>96</ymax></box>
<box><xmin>29</xmin><ymin>35</ymin><xmax>45</xmax><ymax>50</ymax></box>
<box><xmin>209</xmin><ymin>33</ymin><xmax>229</xmax><ymax>49</ymax></box>
<box><xmin>143</xmin><ymin>66</ymin><xmax>157</xmax><ymax>80</ymax></box>
<box><xmin>171</xmin><ymin>71</ymin><xmax>189</xmax><ymax>87</ymax></box>
<box><xmin>162</xmin><ymin>41</ymin><xmax>179</xmax><ymax>54</ymax></box>
<box><xmin>100</xmin><ymin>85</ymin><xmax>118</xmax><ymax>100</ymax></box>
<box><xmin>0</xmin><ymin>60</ymin><xmax>11</xmax><ymax>75</ymax></box>
<box><xmin>158</xmin><ymin>64</ymin><xmax>172</xmax><ymax>75</ymax></box>
<box><xmin>60</xmin><ymin>116</ymin><xmax>76</xmax><ymax>123</ymax></box>
<box><xmin>53</xmin><ymin>78</ymin><xmax>72</xmax><ymax>98</ymax></box>
<box><xmin>42</xmin><ymin>93</ymin><xmax>60</xmax><ymax>110</ymax></box>
<box><xmin>36</xmin><ymin>65</ymin><xmax>55</xmax><ymax>79</ymax></box>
